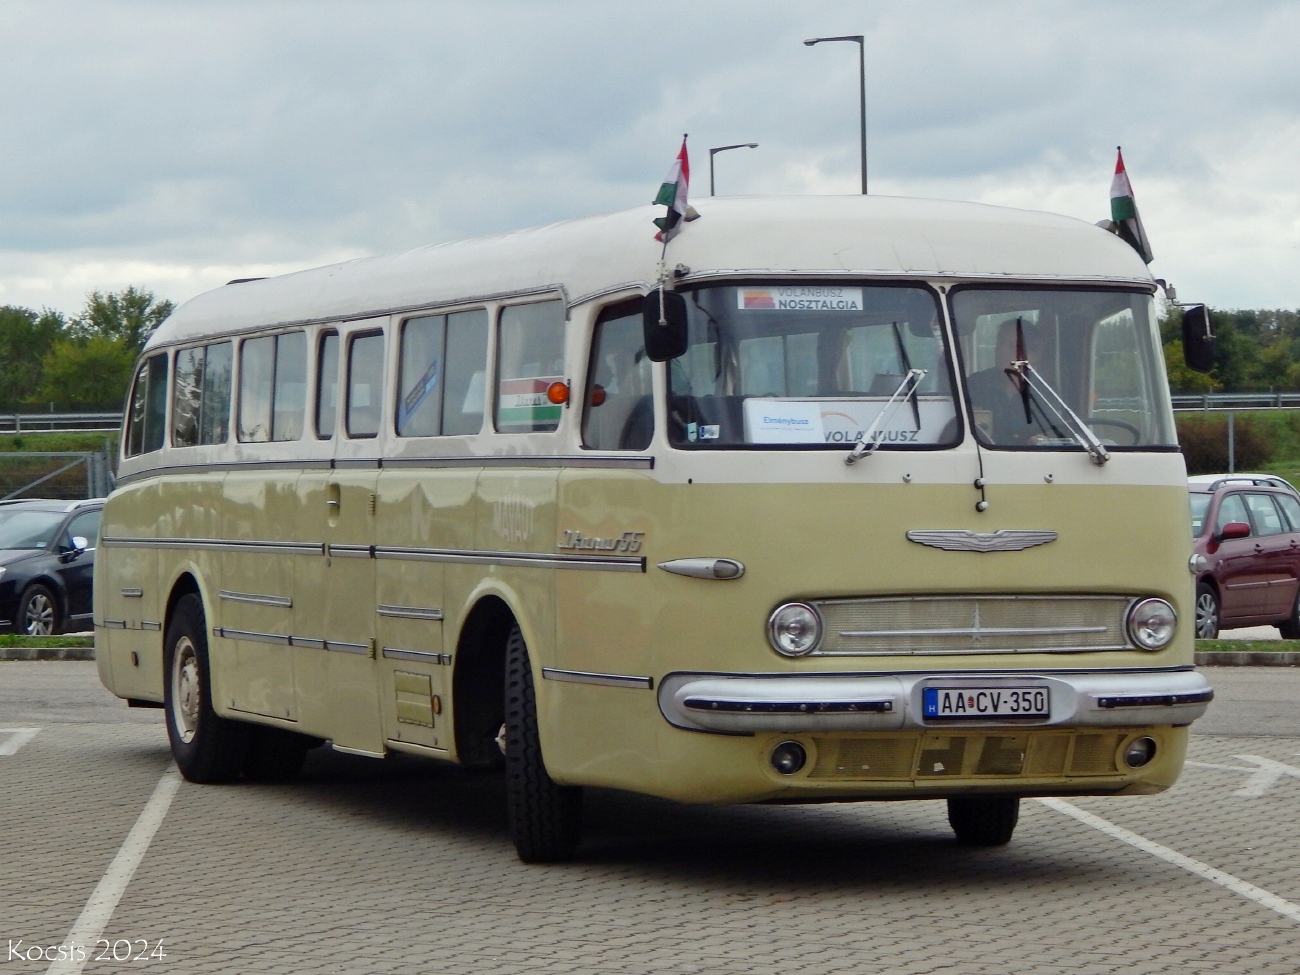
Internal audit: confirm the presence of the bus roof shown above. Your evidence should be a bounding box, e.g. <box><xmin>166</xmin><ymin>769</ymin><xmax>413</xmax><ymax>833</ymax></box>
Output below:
<box><xmin>147</xmin><ymin>195</ymin><xmax>1154</xmax><ymax>349</ymax></box>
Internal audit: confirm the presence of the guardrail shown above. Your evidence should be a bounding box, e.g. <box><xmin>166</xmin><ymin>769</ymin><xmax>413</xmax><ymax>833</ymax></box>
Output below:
<box><xmin>0</xmin><ymin>411</ymin><xmax>123</xmax><ymax>434</ymax></box>
<box><xmin>1172</xmin><ymin>393</ymin><xmax>1300</xmax><ymax>411</ymax></box>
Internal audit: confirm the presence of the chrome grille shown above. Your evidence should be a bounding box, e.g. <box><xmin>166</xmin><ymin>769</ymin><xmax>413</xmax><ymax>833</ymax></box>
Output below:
<box><xmin>812</xmin><ymin>595</ymin><xmax>1134</xmax><ymax>656</ymax></box>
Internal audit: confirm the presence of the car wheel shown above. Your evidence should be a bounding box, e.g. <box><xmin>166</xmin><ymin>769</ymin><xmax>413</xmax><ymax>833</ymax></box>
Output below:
<box><xmin>1195</xmin><ymin>583</ymin><xmax>1220</xmax><ymax>640</ymax></box>
<box><xmin>19</xmin><ymin>584</ymin><xmax>60</xmax><ymax>636</ymax></box>
<box><xmin>947</xmin><ymin>795</ymin><xmax>1020</xmax><ymax>846</ymax></box>
<box><xmin>1278</xmin><ymin>593</ymin><xmax>1300</xmax><ymax>639</ymax></box>
<box><xmin>164</xmin><ymin>593</ymin><xmax>250</xmax><ymax>783</ymax></box>
<box><xmin>503</xmin><ymin>622</ymin><xmax>582</xmax><ymax>862</ymax></box>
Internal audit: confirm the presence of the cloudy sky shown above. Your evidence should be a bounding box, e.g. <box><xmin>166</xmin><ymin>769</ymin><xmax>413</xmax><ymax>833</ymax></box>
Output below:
<box><xmin>1</xmin><ymin>0</ymin><xmax>1297</xmax><ymax>317</ymax></box>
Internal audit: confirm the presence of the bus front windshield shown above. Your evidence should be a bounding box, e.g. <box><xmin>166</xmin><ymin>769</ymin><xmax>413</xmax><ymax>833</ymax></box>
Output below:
<box><xmin>666</xmin><ymin>284</ymin><xmax>959</xmax><ymax>449</ymax></box>
<box><xmin>951</xmin><ymin>288</ymin><xmax>1177</xmax><ymax>451</ymax></box>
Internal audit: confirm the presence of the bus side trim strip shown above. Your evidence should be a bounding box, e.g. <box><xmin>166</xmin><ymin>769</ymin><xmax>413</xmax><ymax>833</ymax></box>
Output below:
<box><xmin>213</xmin><ymin>627</ymin><xmax>290</xmax><ymax>646</ymax></box>
<box><xmin>220</xmin><ymin>590</ymin><xmax>293</xmax><ymax>608</ymax></box>
<box><xmin>382</xmin><ymin>647</ymin><xmax>452</xmax><ymax>664</ymax></box>
<box><xmin>541</xmin><ymin>668</ymin><xmax>654</xmax><ymax>690</ymax></box>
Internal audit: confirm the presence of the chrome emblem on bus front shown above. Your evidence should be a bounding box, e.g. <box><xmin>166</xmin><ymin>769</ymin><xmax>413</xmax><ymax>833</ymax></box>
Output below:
<box><xmin>905</xmin><ymin>530</ymin><xmax>1058</xmax><ymax>553</ymax></box>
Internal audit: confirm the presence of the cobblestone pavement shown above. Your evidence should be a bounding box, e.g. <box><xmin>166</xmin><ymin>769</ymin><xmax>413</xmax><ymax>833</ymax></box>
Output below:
<box><xmin>2</xmin><ymin>663</ymin><xmax>1299</xmax><ymax>975</ymax></box>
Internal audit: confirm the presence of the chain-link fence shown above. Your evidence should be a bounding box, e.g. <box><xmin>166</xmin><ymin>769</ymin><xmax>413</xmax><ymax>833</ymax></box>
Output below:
<box><xmin>0</xmin><ymin>449</ymin><xmax>115</xmax><ymax>500</ymax></box>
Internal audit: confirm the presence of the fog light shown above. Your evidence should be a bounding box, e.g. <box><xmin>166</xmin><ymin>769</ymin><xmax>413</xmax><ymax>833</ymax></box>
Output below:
<box><xmin>1127</xmin><ymin>598</ymin><xmax>1176</xmax><ymax>650</ymax></box>
<box><xmin>768</xmin><ymin>603</ymin><xmax>822</xmax><ymax>656</ymax></box>
<box><xmin>770</xmin><ymin>741</ymin><xmax>807</xmax><ymax>775</ymax></box>
<box><xmin>1124</xmin><ymin>736</ymin><xmax>1157</xmax><ymax>768</ymax></box>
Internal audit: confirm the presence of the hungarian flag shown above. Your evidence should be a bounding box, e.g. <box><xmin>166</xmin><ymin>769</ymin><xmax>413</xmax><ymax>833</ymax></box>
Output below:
<box><xmin>653</xmin><ymin>136</ymin><xmax>690</xmax><ymax>242</ymax></box>
<box><xmin>1110</xmin><ymin>147</ymin><xmax>1153</xmax><ymax>264</ymax></box>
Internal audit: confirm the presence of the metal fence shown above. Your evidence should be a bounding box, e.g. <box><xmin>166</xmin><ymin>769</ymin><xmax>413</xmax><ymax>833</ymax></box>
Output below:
<box><xmin>0</xmin><ymin>450</ymin><xmax>115</xmax><ymax>500</ymax></box>
<box><xmin>0</xmin><ymin>411</ymin><xmax>123</xmax><ymax>434</ymax></box>
<box><xmin>1172</xmin><ymin>393</ymin><xmax>1300</xmax><ymax>412</ymax></box>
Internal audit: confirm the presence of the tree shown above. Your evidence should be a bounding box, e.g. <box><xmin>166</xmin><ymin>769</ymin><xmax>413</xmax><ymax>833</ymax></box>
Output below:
<box><xmin>0</xmin><ymin>306</ymin><xmax>65</xmax><ymax>408</ymax></box>
<box><xmin>37</xmin><ymin>335</ymin><xmax>137</xmax><ymax>410</ymax></box>
<box><xmin>69</xmin><ymin>286</ymin><xmax>174</xmax><ymax>353</ymax></box>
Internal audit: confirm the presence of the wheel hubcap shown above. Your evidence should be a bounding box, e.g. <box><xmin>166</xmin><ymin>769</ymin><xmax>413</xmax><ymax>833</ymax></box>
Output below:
<box><xmin>171</xmin><ymin>637</ymin><xmax>200</xmax><ymax>744</ymax></box>
<box><xmin>1196</xmin><ymin>593</ymin><xmax>1218</xmax><ymax>638</ymax></box>
<box><xmin>24</xmin><ymin>594</ymin><xmax>54</xmax><ymax>635</ymax></box>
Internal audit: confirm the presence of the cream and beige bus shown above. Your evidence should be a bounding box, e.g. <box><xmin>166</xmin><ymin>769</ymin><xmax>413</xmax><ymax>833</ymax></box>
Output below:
<box><xmin>96</xmin><ymin>195</ymin><xmax>1213</xmax><ymax>862</ymax></box>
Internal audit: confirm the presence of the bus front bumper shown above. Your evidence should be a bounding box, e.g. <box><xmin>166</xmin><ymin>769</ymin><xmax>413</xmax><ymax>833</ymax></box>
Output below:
<box><xmin>658</xmin><ymin>668</ymin><xmax>1212</xmax><ymax>735</ymax></box>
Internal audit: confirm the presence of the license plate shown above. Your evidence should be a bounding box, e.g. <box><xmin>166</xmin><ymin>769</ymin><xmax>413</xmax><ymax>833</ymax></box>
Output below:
<box><xmin>923</xmin><ymin>685</ymin><xmax>1050</xmax><ymax>720</ymax></box>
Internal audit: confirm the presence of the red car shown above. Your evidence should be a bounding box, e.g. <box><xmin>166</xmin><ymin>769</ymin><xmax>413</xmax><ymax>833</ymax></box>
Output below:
<box><xmin>1190</xmin><ymin>476</ymin><xmax>1300</xmax><ymax>638</ymax></box>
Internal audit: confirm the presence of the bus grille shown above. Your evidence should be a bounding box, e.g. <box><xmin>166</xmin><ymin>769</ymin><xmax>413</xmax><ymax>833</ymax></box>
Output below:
<box><xmin>808</xmin><ymin>730</ymin><xmax>1127</xmax><ymax>781</ymax></box>
<box><xmin>812</xmin><ymin>595</ymin><xmax>1134</xmax><ymax>656</ymax></box>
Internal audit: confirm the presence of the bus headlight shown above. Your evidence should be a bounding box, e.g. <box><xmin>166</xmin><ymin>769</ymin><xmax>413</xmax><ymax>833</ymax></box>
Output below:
<box><xmin>767</xmin><ymin>603</ymin><xmax>822</xmax><ymax>656</ymax></box>
<box><xmin>1127</xmin><ymin>598</ymin><xmax>1176</xmax><ymax>651</ymax></box>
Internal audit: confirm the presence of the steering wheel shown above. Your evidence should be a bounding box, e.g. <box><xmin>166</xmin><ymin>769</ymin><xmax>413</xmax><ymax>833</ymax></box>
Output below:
<box><xmin>1087</xmin><ymin>418</ymin><xmax>1141</xmax><ymax>446</ymax></box>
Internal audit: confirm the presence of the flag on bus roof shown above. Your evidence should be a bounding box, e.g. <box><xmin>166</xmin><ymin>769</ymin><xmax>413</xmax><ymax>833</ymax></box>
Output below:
<box><xmin>653</xmin><ymin>136</ymin><xmax>690</xmax><ymax>242</ymax></box>
<box><xmin>1110</xmin><ymin>147</ymin><xmax>1153</xmax><ymax>264</ymax></box>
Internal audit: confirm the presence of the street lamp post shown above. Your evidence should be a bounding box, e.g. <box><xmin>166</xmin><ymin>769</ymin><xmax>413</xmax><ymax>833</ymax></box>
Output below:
<box><xmin>708</xmin><ymin>143</ymin><xmax>759</xmax><ymax>196</ymax></box>
<box><xmin>803</xmin><ymin>34</ymin><xmax>867</xmax><ymax>194</ymax></box>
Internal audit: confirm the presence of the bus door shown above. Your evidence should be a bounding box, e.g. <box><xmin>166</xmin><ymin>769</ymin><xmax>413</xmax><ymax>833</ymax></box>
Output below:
<box><xmin>372</xmin><ymin>308</ymin><xmax>490</xmax><ymax>755</ymax></box>
<box><xmin>297</xmin><ymin>325</ymin><xmax>387</xmax><ymax>754</ymax></box>
<box><xmin>222</xmin><ymin>331</ymin><xmax>310</xmax><ymax>722</ymax></box>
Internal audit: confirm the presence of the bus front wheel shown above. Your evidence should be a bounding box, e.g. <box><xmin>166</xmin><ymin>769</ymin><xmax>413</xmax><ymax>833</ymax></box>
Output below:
<box><xmin>164</xmin><ymin>593</ymin><xmax>250</xmax><ymax>783</ymax></box>
<box><xmin>504</xmin><ymin>623</ymin><xmax>582</xmax><ymax>862</ymax></box>
<box><xmin>947</xmin><ymin>795</ymin><xmax>1020</xmax><ymax>846</ymax></box>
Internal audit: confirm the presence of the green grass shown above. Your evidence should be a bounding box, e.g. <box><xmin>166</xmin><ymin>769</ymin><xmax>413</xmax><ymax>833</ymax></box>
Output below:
<box><xmin>0</xmin><ymin>634</ymin><xmax>94</xmax><ymax>648</ymax></box>
<box><xmin>1196</xmin><ymin>639</ymin><xmax>1300</xmax><ymax>652</ymax></box>
<box><xmin>0</xmin><ymin>431</ymin><xmax>118</xmax><ymax>453</ymax></box>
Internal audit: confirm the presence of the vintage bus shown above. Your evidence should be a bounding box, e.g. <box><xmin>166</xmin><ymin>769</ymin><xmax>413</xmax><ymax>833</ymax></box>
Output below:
<box><xmin>95</xmin><ymin>195</ymin><xmax>1213</xmax><ymax>861</ymax></box>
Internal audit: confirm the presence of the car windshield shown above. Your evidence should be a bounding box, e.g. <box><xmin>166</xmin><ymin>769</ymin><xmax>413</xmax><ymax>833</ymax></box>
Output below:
<box><xmin>951</xmin><ymin>288</ymin><xmax>1177</xmax><ymax>451</ymax></box>
<box><xmin>665</xmin><ymin>283</ymin><xmax>959</xmax><ymax>448</ymax></box>
<box><xmin>0</xmin><ymin>510</ymin><xmax>64</xmax><ymax>550</ymax></box>
<box><xmin>1189</xmin><ymin>493</ymin><xmax>1212</xmax><ymax>537</ymax></box>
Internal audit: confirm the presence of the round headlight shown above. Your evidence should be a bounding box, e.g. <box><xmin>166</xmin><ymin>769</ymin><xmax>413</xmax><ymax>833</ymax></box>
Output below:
<box><xmin>1127</xmin><ymin>598</ymin><xmax>1177</xmax><ymax>650</ymax></box>
<box><xmin>767</xmin><ymin>602</ymin><xmax>822</xmax><ymax>656</ymax></box>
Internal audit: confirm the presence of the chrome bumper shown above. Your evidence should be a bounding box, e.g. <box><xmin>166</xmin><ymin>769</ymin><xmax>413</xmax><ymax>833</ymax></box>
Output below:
<box><xmin>658</xmin><ymin>669</ymin><xmax>1212</xmax><ymax>735</ymax></box>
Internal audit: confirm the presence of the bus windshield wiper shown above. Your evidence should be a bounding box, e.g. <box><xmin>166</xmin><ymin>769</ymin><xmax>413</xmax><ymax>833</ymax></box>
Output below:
<box><xmin>1010</xmin><ymin>360</ymin><xmax>1110</xmax><ymax>466</ymax></box>
<box><xmin>846</xmin><ymin>368</ymin><xmax>927</xmax><ymax>465</ymax></box>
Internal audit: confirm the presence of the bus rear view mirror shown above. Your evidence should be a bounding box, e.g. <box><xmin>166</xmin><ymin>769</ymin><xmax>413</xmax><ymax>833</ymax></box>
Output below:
<box><xmin>1182</xmin><ymin>304</ymin><xmax>1215</xmax><ymax>373</ymax></box>
<box><xmin>643</xmin><ymin>290</ymin><xmax>688</xmax><ymax>362</ymax></box>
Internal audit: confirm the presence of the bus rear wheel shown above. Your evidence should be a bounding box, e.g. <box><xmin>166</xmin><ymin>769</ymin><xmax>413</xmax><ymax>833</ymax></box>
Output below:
<box><xmin>947</xmin><ymin>795</ymin><xmax>1020</xmax><ymax>846</ymax></box>
<box><xmin>504</xmin><ymin>623</ymin><xmax>582</xmax><ymax>862</ymax></box>
<box><xmin>164</xmin><ymin>593</ymin><xmax>250</xmax><ymax>783</ymax></box>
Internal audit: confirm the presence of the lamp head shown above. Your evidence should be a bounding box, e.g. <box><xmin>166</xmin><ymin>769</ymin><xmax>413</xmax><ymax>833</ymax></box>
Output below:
<box><xmin>803</xmin><ymin>38</ymin><xmax>820</xmax><ymax>46</ymax></box>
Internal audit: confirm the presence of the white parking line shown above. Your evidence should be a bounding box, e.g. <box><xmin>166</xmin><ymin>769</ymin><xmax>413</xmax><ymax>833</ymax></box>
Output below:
<box><xmin>45</xmin><ymin>768</ymin><xmax>182</xmax><ymax>975</ymax></box>
<box><xmin>0</xmin><ymin>727</ymin><xmax>40</xmax><ymax>755</ymax></box>
<box><xmin>1039</xmin><ymin>798</ymin><xmax>1300</xmax><ymax>925</ymax></box>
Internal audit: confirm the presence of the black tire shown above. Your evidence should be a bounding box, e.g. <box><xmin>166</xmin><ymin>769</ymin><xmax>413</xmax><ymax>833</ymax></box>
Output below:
<box><xmin>1278</xmin><ymin>592</ymin><xmax>1300</xmax><ymax>639</ymax></box>
<box><xmin>164</xmin><ymin>593</ymin><xmax>250</xmax><ymax>783</ymax></box>
<box><xmin>242</xmin><ymin>726</ymin><xmax>315</xmax><ymax>782</ymax></box>
<box><xmin>19</xmin><ymin>583</ymin><xmax>60</xmax><ymax>636</ymax></box>
<box><xmin>1195</xmin><ymin>582</ymin><xmax>1220</xmax><ymax>640</ymax></box>
<box><xmin>504</xmin><ymin>623</ymin><xmax>582</xmax><ymax>862</ymax></box>
<box><xmin>948</xmin><ymin>795</ymin><xmax>1020</xmax><ymax>846</ymax></box>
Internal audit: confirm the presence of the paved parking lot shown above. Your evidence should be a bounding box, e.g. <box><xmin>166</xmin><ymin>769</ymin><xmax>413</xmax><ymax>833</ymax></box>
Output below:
<box><xmin>2</xmin><ymin>663</ymin><xmax>1300</xmax><ymax>975</ymax></box>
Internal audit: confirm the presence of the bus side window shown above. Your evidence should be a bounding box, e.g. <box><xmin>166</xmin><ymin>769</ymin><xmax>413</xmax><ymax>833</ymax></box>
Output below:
<box><xmin>583</xmin><ymin>299</ymin><xmax>652</xmax><ymax>450</ymax></box>
<box><xmin>442</xmin><ymin>308</ymin><xmax>489</xmax><ymax>436</ymax></box>
<box><xmin>347</xmin><ymin>331</ymin><xmax>385</xmax><ymax>438</ymax></box>
<box><xmin>125</xmin><ymin>353</ymin><xmax>168</xmax><ymax>457</ymax></box>
<box><xmin>496</xmin><ymin>300</ymin><xmax>566</xmax><ymax>433</ymax></box>
<box><xmin>397</xmin><ymin>315</ymin><xmax>446</xmax><ymax>437</ymax></box>
<box><xmin>272</xmin><ymin>332</ymin><xmax>306</xmax><ymax>441</ymax></box>
<box><xmin>173</xmin><ymin>342</ymin><xmax>232</xmax><ymax>447</ymax></box>
<box><xmin>239</xmin><ymin>332</ymin><xmax>306</xmax><ymax>443</ymax></box>
<box><xmin>316</xmin><ymin>331</ymin><xmax>339</xmax><ymax>439</ymax></box>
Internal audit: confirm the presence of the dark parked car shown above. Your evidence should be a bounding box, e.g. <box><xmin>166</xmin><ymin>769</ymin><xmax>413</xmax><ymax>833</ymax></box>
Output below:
<box><xmin>1190</xmin><ymin>477</ymin><xmax>1300</xmax><ymax>639</ymax></box>
<box><xmin>0</xmin><ymin>499</ymin><xmax>103</xmax><ymax>635</ymax></box>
